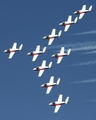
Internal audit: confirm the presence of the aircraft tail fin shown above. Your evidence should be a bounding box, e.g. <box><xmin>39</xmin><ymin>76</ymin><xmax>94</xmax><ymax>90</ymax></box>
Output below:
<box><xmin>67</xmin><ymin>49</ymin><xmax>71</xmax><ymax>55</ymax></box>
<box><xmin>89</xmin><ymin>5</ymin><xmax>92</xmax><ymax>11</ymax></box>
<box><xmin>57</xmin><ymin>78</ymin><xmax>60</xmax><ymax>85</ymax></box>
<box><xmin>43</xmin><ymin>47</ymin><xmax>46</xmax><ymax>53</ymax></box>
<box><xmin>58</xmin><ymin>30</ymin><xmax>62</xmax><ymax>37</ymax></box>
<box><xmin>65</xmin><ymin>97</ymin><xmax>69</xmax><ymax>104</ymax></box>
<box><xmin>19</xmin><ymin>44</ymin><xmax>23</xmax><ymax>50</ymax></box>
<box><xmin>74</xmin><ymin>17</ymin><xmax>78</xmax><ymax>23</ymax></box>
<box><xmin>48</xmin><ymin>62</ymin><xmax>52</xmax><ymax>68</ymax></box>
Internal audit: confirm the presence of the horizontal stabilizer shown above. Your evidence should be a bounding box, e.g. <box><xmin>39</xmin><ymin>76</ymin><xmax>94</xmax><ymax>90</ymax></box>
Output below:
<box><xmin>19</xmin><ymin>44</ymin><xmax>23</xmax><ymax>50</ymax></box>
<box><xmin>58</xmin><ymin>30</ymin><xmax>62</xmax><ymax>37</ymax></box>
<box><xmin>48</xmin><ymin>62</ymin><xmax>52</xmax><ymax>68</ymax></box>
<box><xmin>43</xmin><ymin>47</ymin><xmax>46</xmax><ymax>53</ymax></box>
<box><xmin>57</xmin><ymin>78</ymin><xmax>60</xmax><ymax>85</ymax></box>
<box><xmin>89</xmin><ymin>5</ymin><xmax>92</xmax><ymax>11</ymax></box>
<box><xmin>65</xmin><ymin>97</ymin><xmax>69</xmax><ymax>104</ymax></box>
<box><xmin>67</xmin><ymin>49</ymin><xmax>71</xmax><ymax>55</ymax></box>
<box><xmin>74</xmin><ymin>17</ymin><xmax>78</xmax><ymax>23</ymax></box>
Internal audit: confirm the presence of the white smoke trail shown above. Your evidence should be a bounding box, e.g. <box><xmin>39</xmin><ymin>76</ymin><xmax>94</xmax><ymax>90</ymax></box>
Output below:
<box><xmin>70</xmin><ymin>78</ymin><xmax>96</xmax><ymax>84</ymax></box>
<box><xmin>86</xmin><ymin>99</ymin><xmax>96</xmax><ymax>102</ymax></box>
<box><xmin>68</xmin><ymin>60</ymin><xmax>96</xmax><ymax>67</ymax></box>
<box><xmin>70</xmin><ymin>30</ymin><xmax>96</xmax><ymax>35</ymax></box>
<box><xmin>81</xmin><ymin>51</ymin><xmax>96</xmax><ymax>54</ymax></box>
<box><xmin>47</xmin><ymin>41</ymin><xmax>96</xmax><ymax>52</ymax></box>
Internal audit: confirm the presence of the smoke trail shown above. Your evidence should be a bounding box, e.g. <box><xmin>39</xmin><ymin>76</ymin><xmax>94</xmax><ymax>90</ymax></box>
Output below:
<box><xmin>47</xmin><ymin>41</ymin><xmax>96</xmax><ymax>52</ymax></box>
<box><xmin>81</xmin><ymin>51</ymin><xmax>96</xmax><ymax>54</ymax></box>
<box><xmin>68</xmin><ymin>60</ymin><xmax>96</xmax><ymax>67</ymax></box>
<box><xmin>70</xmin><ymin>78</ymin><xmax>96</xmax><ymax>84</ymax></box>
<box><xmin>86</xmin><ymin>99</ymin><xmax>96</xmax><ymax>103</ymax></box>
<box><xmin>70</xmin><ymin>30</ymin><xmax>96</xmax><ymax>35</ymax></box>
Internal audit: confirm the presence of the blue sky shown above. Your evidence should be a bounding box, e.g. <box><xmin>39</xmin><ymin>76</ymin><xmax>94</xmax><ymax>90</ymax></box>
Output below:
<box><xmin>0</xmin><ymin>0</ymin><xmax>96</xmax><ymax>119</ymax></box>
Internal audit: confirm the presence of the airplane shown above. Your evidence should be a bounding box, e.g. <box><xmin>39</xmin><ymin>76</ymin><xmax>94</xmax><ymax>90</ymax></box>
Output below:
<box><xmin>33</xmin><ymin>60</ymin><xmax>52</xmax><ymax>77</ymax></box>
<box><xmin>52</xmin><ymin>47</ymin><xmax>71</xmax><ymax>64</ymax></box>
<box><xmin>43</xmin><ymin>29</ymin><xmax>62</xmax><ymax>45</ymax></box>
<box><xmin>27</xmin><ymin>45</ymin><xmax>46</xmax><ymax>61</ymax></box>
<box><xmin>41</xmin><ymin>76</ymin><xmax>60</xmax><ymax>94</ymax></box>
<box><xmin>59</xmin><ymin>15</ymin><xmax>78</xmax><ymax>32</ymax></box>
<box><xmin>73</xmin><ymin>5</ymin><xmax>92</xmax><ymax>19</ymax></box>
<box><xmin>49</xmin><ymin>94</ymin><xmax>69</xmax><ymax>113</ymax></box>
<box><xmin>4</xmin><ymin>42</ymin><xmax>23</xmax><ymax>59</ymax></box>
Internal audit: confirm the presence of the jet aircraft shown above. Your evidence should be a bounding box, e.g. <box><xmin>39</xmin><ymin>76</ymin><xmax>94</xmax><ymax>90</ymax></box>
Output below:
<box><xmin>41</xmin><ymin>76</ymin><xmax>60</xmax><ymax>94</ymax></box>
<box><xmin>59</xmin><ymin>15</ymin><xmax>78</xmax><ymax>32</ymax></box>
<box><xmin>73</xmin><ymin>5</ymin><xmax>92</xmax><ymax>19</ymax></box>
<box><xmin>52</xmin><ymin>47</ymin><xmax>71</xmax><ymax>64</ymax></box>
<box><xmin>49</xmin><ymin>94</ymin><xmax>69</xmax><ymax>113</ymax></box>
<box><xmin>27</xmin><ymin>45</ymin><xmax>46</xmax><ymax>61</ymax></box>
<box><xmin>4</xmin><ymin>42</ymin><xmax>23</xmax><ymax>59</ymax></box>
<box><xmin>43</xmin><ymin>29</ymin><xmax>62</xmax><ymax>45</ymax></box>
<box><xmin>33</xmin><ymin>60</ymin><xmax>52</xmax><ymax>77</ymax></box>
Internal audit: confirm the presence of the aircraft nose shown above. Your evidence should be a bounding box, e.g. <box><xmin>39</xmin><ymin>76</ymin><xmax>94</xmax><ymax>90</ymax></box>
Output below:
<box><xmin>49</xmin><ymin>102</ymin><xmax>53</xmax><ymax>106</ymax></box>
<box><xmin>59</xmin><ymin>23</ymin><xmax>63</xmax><ymax>26</ymax></box>
<box><xmin>4</xmin><ymin>50</ymin><xmax>7</xmax><ymax>52</ymax></box>
<box><xmin>73</xmin><ymin>11</ymin><xmax>77</xmax><ymax>14</ymax></box>
<box><xmin>33</xmin><ymin>68</ymin><xmax>37</xmax><ymax>71</ymax></box>
<box><xmin>43</xmin><ymin>36</ymin><xmax>46</xmax><ymax>39</ymax></box>
<box><xmin>41</xmin><ymin>84</ymin><xmax>44</xmax><ymax>87</ymax></box>
<box><xmin>52</xmin><ymin>54</ymin><xmax>55</xmax><ymax>57</ymax></box>
<box><xmin>27</xmin><ymin>52</ymin><xmax>31</xmax><ymax>56</ymax></box>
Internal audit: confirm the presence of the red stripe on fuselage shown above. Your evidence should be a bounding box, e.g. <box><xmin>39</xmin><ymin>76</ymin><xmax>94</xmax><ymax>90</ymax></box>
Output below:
<box><xmin>46</xmin><ymin>85</ymin><xmax>52</xmax><ymax>88</ymax></box>
<box><xmin>9</xmin><ymin>50</ymin><xmax>16</xmax><ymax>53</ymax></box>
<box><xmin>38</xmin><ymin>68</ymin><xmax>45</xmax><ymax>71</ymax></box>
<box><xmin>56</xmin><ymin>55</ymin><xmax>63</xmax><ymax>58</ymax></box>
<box><xmin>64</xmin><ymin>23</ymin><xmax>71</xmax><ymax>26</ymax></box>
<box><xmin>78</xmin><ymin>12</ymin><xmax>85</xmax><ymax>14</ymax></box>
<box><xmin>48</xmin><ymin>37</ymin><xmax>55</xmax><ymax>40</ymax></box>
<box><xmin>54</xmin><ymin>104</ymin><xmax>61</xmax><ymax>106</ymax></box>
<box><xmin>32</xmin><ymin>53</ymin><xmax>39</xmax><ymax>56</ymax></box>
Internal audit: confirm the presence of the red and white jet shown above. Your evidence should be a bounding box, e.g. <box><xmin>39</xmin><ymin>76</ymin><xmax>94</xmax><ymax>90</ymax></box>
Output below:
<box><xmin>52</xmin><ymin>47</ymin><xmax>71</xmax><ymax>64</ymax></box>
<box><xmin>27</xmin><ymin>45</ymin><xmax>46</xmax><ymax>61</ymax></box>
<box><xmin>43</xmin><ymin>29</ymin><xmax>62</xmax><ymax>45</ymax></box>
<box><xmin>59</xmin><ymin>15</ymin><xmax>78</xmax><ymax>32</ymax></box>
<box><xmin>33</xmin><ymin>60</ymin><xmax>52</xmax><ymax>77</ymax></box>
<box><xmin>49</xmin><ymin>94</ymin><xmax>69</xmax><ymax>113</ymax></box>
<box><xmin>4</xmin><ymin>42</ymin><xmax>23</xmax><ymax>59</ymax></box>
<box><xmin>41</xmin><ymin>76</ymin><xmax>60</xmax><ymax>94</ymax></box>
<box><xmin>74</xmin><ymin>5</ymin><xmax>92</xmax><ymax>19</ymax></box>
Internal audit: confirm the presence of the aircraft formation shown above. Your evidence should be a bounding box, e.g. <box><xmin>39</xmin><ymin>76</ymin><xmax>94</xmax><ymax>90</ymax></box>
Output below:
<box><xmin>4</xmin><ymin>5</ymin><xmax>92</xmax><ymax>113</ymax></box>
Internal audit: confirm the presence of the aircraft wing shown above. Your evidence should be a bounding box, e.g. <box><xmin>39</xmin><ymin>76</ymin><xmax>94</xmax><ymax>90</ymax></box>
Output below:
<box><xmin>32</xmin><ymin>54</ymin><xmax>38</xmax><ymax>61</ymax></box>
<box><xmin>57</xmin><ymin>57</ymin><xmax>63</xmax><ymax>64</ymax></box>
<box><xmin>38</xmin><ymin>70</ymin><xmax>45</xmax><ymax>77</ymax></box>
<box><xmin>48</xmin><ymin>38</ymin><xmax>54</xmax><ymax>45</ymax></box>
<box><xmin>60</xmin><ymin>47</ymin><xmax>64</xmax><ymax>54</ymax></box>
<box><xmin>12</xmin><ymin>43</ymin><xmax>17</xmax><ymax>49</ymax></box>
<box><xmin>57</xmin><ymin>94</ymin><xmax>63</xmax><ymax>102</ymax></box>
<box><xmin>67</xmin><ymin>15</ymin><xmax>72</xmax><ymax>22</ymax></box>
<box><xmin>82</xmin><ymin>5</ymin><xmax>86</xmax><ymax>10</ymax></box>
<box><xmin>35</xmin><ymin>45</ymin><xmax>40</xmax><ymax>52</ymax></box>
<box><xmin>41</xmin><ymin>60</ymin><xmax>46</xmax><ymax>67</ymax></box>
<box><xmin>54</xmin><ymin>105</ymin><xmax>61</xmax><ymax>113</ymax></box>
<box><xmin>9</xmin><ymin>52</ymin><xmax>15</xmax><ymax>59</ymax></box>
<box><xmin>46</xmin><ymin>86</ymin><xmax>52</xmax><ymax>94</ymax></box>
<box><xmin>49</xmin><ymin>76</ymin><xmax>54</xmax><ymax>83</ymax></box>
<box><xmin>51</xmin><ymin>29</ymin><xmax>56</xmax><ymax>35</ymax></box>
<box><xmin>79</xmin><ymin>13</ymin><xmax>85</xmax><ymax>19</ymax></box>
<box><xmin>64</xmin><ymin>25</ymin><xmax>70</xmax><ymax>32</ymax></box>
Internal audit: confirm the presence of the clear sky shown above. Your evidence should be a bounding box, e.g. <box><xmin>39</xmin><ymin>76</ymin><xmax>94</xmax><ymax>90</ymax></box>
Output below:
<box><xmin>0</xmin><ymin>0</ymin><xmax>96</xmax><ymax>119</ymax></box>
